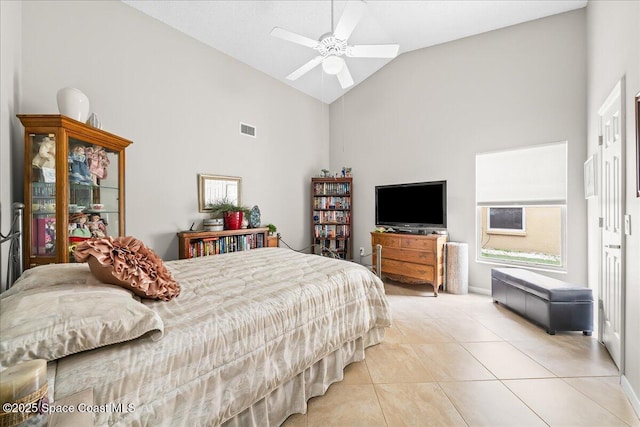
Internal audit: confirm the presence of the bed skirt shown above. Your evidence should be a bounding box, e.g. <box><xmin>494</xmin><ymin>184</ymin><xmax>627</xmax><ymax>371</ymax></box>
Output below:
<box><xmin>222</xmin><ymin>327</ymin><xmax>385</xmax><ymax>427</ymax></box>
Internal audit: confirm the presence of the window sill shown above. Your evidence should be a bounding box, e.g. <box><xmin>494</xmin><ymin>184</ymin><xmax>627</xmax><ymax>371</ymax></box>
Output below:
<box><xmin>476</xmin><ymin>257</ymin><xmax>566</xmax><ymax>274</ymax></box>
<box><xmin>486</xmin><ymin>229</ymin><xmax>527</xmax><ymax>236</ymax></box>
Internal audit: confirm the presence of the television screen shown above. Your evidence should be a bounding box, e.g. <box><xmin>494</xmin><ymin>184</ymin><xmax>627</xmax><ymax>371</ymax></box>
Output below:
<box><xmin>375</xmin><ymin>181</ymin><xmax>447</xmax><ymax>230</ymax></box>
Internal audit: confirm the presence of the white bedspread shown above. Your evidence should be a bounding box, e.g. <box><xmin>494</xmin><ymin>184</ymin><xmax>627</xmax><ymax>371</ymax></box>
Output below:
<box><xmin>52</xmin><ymin>248</ymin><xmax>391</xmax><ymax>426</ymax></box>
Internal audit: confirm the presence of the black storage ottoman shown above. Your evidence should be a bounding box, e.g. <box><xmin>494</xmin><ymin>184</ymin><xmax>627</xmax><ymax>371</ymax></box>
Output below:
<box><xmin>491</xmin><ymin>268</ymin><xmax>593</xmax><ymax>335</ymax></box>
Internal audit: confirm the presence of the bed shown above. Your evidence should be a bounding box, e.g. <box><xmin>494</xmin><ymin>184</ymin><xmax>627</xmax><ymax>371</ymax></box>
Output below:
<box><xmin>0</xmin><ymin>247</ymin><xmax>391</xmax><ymax>426</ymax></box>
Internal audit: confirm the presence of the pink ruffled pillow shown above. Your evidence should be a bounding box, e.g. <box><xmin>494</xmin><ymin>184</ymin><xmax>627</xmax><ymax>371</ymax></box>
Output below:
<box><xmin>74</xmin><ymin>236</ymin><xmax>180</xmax><ymax>301</ymax></box>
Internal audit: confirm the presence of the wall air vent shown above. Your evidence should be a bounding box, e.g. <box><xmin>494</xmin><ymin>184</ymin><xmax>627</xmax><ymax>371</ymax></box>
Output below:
<box><xmin>240</xmin><ymin>123</ymin><xmax>256</xmax><ymax>138</ymax></box>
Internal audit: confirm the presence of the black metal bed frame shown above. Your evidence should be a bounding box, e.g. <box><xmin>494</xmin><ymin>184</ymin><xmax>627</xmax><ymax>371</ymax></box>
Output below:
<box><xmin>0</xmin><ymin>202</ymin><xmax>24</xmax><ymax>289</ymax></box>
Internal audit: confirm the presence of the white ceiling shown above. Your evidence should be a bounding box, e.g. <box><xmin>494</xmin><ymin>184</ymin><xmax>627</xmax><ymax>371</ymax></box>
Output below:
<box><xmin>122</xmin><ymin>0</ymin><xmax>587</xmax><ymax>104</ymax></box>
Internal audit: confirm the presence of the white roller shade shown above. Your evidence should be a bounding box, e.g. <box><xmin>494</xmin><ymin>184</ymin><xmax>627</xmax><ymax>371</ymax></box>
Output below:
<box><xmin>476</xmin><ymin>141</ymin><xmax>567</xmax><ymax>204</ymax></box>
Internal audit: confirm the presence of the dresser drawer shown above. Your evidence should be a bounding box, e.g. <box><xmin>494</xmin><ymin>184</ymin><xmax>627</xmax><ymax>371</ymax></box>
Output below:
<box><xmin>401</xmin><ymin>237</ymin><xmax>436</xmax><ymax>252</ymax></box>
<box><xmin>381</xmin><ymin>247</ymin><xmax>435</xmax><ymax>264</ymax></box>
<box><xmin>382</xmin><ymin>258</ymin><xmax>435</xmax><ymax>282</ymax></box>
<box><xmin>371</xmin><ymin>233</ymin><xmax>401</xmax><ymax>248</ymax></box>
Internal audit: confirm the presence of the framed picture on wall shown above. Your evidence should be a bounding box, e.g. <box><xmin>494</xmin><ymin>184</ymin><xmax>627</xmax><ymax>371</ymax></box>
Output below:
<box><xmin>197</xmin><ymin>174</ymin><xmax>242</xmax><ymax>213</ymax></box>
<box><xmin>635</xmin><ymin>91</ymin><xmax>639</xmax><ymax>198</ymax></box>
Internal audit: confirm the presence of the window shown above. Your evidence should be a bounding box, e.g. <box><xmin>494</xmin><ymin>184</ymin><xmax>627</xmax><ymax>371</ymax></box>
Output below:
<box><xmin>487</xmin><ymin>207</ymin><xmax>525</xmax><ymax>234</ymax></box>
<box><xmin>476</xmin><ymin>142</ymin><xmax>567</xmax><ymax>270</ymax></box>
<box><xmin>480</xmin><ymin>205</ymin><xmax>563</xmax><ymax>267</ymax></box>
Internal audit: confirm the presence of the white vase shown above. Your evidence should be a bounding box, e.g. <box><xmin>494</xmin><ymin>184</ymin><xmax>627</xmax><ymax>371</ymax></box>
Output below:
<box><xmin>56</xmin><ymin>87</ymin><xmax>90</xmax><ymax>122</ymax></box>
<box><xmin>86</xmin><ymin>112</ymin><xmax>102</xmax><ymax>129</ymax></box>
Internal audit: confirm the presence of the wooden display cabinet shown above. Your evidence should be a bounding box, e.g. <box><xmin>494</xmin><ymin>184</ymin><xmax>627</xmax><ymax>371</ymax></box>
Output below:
<box><xmin>311</xmin><ymin>177</ymin><xmax>352</xmax><ymax>260</ymax></box>
<box><xmin>18</xmin><ymin>115</ymin><xmax>132</xmax><ymax>269</ymax></box>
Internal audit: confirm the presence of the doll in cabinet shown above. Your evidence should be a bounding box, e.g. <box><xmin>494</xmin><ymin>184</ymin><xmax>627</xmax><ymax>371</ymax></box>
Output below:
<box><xmin>69</xmin><ymin>213</ymin><xmax>91</xmax><ymax>238</ymax></box>
<box><xmin>68</xmin><ymin>144</ymin><xmax>92</xmax><ymax>185</ymax></box>
<box><xmin>32</xmin><ymin>136</ymin><xmax>56</xmax><ymax>183</ymax></box>
<box><xmin>87</xmin><ymin>213</ymin><xmax>107</xmax><ymax>238</ymax></box>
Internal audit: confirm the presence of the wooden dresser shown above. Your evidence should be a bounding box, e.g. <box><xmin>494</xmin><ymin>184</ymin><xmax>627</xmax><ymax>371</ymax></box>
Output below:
<box><xmin>371</xmin><ymin>232</ymin><xmax>447</xmax><ymax>296</ymax></box>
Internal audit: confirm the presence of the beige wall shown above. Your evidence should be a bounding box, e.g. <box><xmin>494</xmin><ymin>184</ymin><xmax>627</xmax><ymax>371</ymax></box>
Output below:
<box><xmin>586</xmin><ymin>0</ymin><xmax>640</xmax><ymax>414</ymax></box>
<box><xmin>480</xmin><ymin>207</ymin><xmax>562</xmax><ymax>256</ymax></box>
<box><xmin>11</xmin><ymin>0</ymin><xmax>329</xmax><ymax>260</ymax></box>
<box><xmin>330</xmin><ymin>9</ymin><xmax>587</xmax><ymax>291</ymax></box>
<box><xmin>0</xmin><ymin>1</ymin><xmax>22</xmax><ymax>292</ymax></box>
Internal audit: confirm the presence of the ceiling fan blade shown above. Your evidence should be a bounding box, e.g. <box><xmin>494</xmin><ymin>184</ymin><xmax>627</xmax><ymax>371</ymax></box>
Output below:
<box><xmin>336</xmin><ymin>64</ymin><xmax>354</xmax><ymax>89</ymax></box>
<box><xmin>286</xmin><ymin>56</ymin><xmax>324</xmax><ymax>81</ymax></box>
<box><xmin>347</xmin><ymin>44</ymin><xmax>399</xmax><ymax>58</ymax></box>
<box><xmin>270</xmin><ymin>27</ymin><xmax>319</xmax><ymax>49</ymax></box>
<box><xmin>333</xmin><ymin>0</ymin><xmax>366</xmax><ymax>41</ymax></box>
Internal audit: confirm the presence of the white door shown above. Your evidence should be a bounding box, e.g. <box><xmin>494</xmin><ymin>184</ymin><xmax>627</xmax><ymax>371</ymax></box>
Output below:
<box><xmin>599</xmin><ymin>79</ymin><xmax>624</xmax><ymax>369</ymax></box>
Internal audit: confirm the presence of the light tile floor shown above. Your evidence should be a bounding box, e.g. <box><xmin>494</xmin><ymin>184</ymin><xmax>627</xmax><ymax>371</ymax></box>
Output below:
<box><xmin>282</xmin><ymin>280</ymin><xmax>640</xmax><ymax>427</ymax></box>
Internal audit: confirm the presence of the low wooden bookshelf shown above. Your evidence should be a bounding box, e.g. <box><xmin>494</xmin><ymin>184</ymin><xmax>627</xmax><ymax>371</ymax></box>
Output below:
<box><xmin>177</xmin><ymin>227</ymin><xmax>268</xmax><ymax>259</ymax></box>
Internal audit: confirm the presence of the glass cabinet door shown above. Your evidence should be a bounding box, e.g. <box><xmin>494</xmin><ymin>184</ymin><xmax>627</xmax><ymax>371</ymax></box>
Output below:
<box><xmin>67</xmin><ymin>137</ymin><xmax>121</xmax><ymax>259</ymax></box>
<box><xmin>29</xmin><ymin>133</ymin><xmax>57</xmax><ymax>258</ymax></box>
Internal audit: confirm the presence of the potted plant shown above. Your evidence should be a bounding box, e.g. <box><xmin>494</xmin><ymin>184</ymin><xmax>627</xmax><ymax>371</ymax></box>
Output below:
<box><xmin>208</xmin><ymin>199</ymin><xmax>249</xmax><ymax>230</ymax></box>
<box><xmin>266</xmin><ymin>223</ymin><xmax>277</xmax><ymax>236</ymax></box>
<box><xmin>223</xmin><ymin>205</ymin><xmax>250</xmax><ymax>230</ymax></box>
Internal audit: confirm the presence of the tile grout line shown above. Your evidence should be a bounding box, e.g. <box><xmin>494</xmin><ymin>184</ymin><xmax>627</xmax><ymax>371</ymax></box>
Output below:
<box><xmin>364</xmin><ymin>358</ymin><xmax>390</xmax><ymax>426</ymax></box>
<box><xmin>557</xmin><ymin>376</ymin><xmax>640</xmax><ymax>426</ymax></box>
<box><xmin>497</xmin><ymin>377</ymin><xmax>552</xmax><ymax>427</ymax></box>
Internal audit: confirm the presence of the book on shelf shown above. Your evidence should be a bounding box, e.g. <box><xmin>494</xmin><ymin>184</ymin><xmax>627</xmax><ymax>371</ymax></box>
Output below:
<box><xmin>312</xmin><ymin>196</ymin><xmax>351</xmax><ymax>210</ymax></box>
<box><xmin>313</xmin><ymin>224</ymin><xmax>351</xmax><ymax>238</ymax></box>
<box><xmin>319</xmin><ymin>238</ymin><xmax>347</xmax><ymax>253</ymax></box>
<box><xmin>313</xmin><ymin>181</ymin><xmax>351</xmax><ymax>196</ymax></box>
<box><xmin>313</xmin><ymin>210</ymin><xmax>351</xmax><ymax>224</ymax></box>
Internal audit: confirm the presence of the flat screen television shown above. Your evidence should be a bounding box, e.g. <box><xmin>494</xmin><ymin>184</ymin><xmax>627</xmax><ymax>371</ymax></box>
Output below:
<box><xmin>375</xmin><ymin>180</ymin><xmax>447</xmax><ymax>232</ymax></box>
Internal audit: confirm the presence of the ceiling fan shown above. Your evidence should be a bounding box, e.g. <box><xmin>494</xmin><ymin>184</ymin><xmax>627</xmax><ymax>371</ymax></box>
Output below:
<box><xmin>270</xmin><ymin>0</ymin><xmax>399</xmax><ymax>89</ymax></box>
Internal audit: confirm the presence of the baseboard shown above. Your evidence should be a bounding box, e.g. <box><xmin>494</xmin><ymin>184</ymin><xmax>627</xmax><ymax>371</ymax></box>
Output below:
<box><xmin>469</xmin><ymin>286</ymin><xmax>491</xmax><ymax>296</ymax></box>
<box><xmin>621</xmin><ymin>375</ymin><xmax>640</xmax><ymax>418</ymax></box>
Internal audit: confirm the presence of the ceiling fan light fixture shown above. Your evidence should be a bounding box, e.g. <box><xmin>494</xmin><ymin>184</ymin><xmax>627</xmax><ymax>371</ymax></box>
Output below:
<box><xmin>322</xmin><ymin>55</ymin><xmax>344</xmax><ymax>75</ymax></box>
<box><xmin>271</xmin><ymin>0</ymin><xmax>399</xmax><ymax>91</ymax></box>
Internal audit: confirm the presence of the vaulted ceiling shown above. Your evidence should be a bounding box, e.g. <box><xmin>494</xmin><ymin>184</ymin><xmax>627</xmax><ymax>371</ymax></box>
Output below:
<box><xmin>122</xmin><ymin>0</ymin><xmax>588</xmax><ymax>104</ymax></box>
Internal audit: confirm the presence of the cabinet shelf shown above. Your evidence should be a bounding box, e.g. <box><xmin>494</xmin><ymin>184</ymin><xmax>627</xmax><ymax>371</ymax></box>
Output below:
<box><xmin>68</xmin><ymin>183</ymin><xmax>120</xmax><ymax>191</ymax></box>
